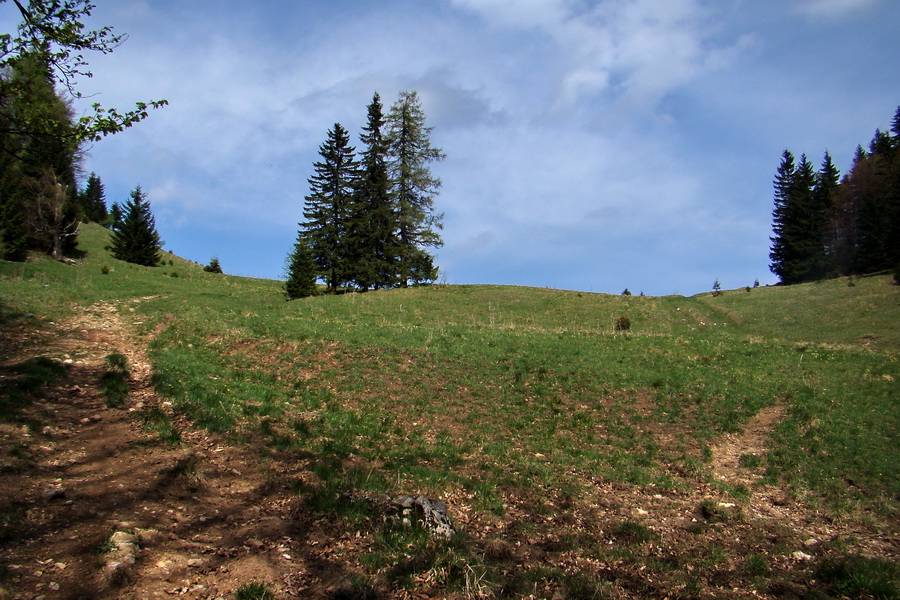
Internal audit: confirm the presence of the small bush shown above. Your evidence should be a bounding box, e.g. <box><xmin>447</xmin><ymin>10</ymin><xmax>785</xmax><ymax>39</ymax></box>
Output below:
<box><xmin>101</xmin><ymin>265</ymin><xmax>110</xmax><ymax>275</ymax></box>
<box><xmin>204</xmin><ymin>257</ymin><xmax>223</xmax><ymax>274</ymax></box>
<box><xmin>170</xmin><ymin>271</ymin><xmax>179</xmax><ymax>278</ymax></box>
<box><xmin>615</xmin><ymin>316</ymin><xmax>631</xmax><ymax>331</ymax></box>
<box><xmin>621</xmin><ymin>288</ymin><xmax>632</xmax><ymax>296</ymax></box>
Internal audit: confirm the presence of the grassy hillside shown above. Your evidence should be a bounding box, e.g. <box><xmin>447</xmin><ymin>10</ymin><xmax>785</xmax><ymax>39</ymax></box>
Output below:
<box><xmin>2</xmin><ymin>223</ymin><xmax>898</xmax><ymax>598</ymax></box>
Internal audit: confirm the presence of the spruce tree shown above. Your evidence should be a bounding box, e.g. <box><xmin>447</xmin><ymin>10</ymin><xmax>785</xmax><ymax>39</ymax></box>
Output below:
<box><xmin>110</xmin><ymin>186</ymin><xmax>161</xmax><ymax>266</ymax></box>
<box><xmin>300</xmin><ymin>123</ymin><xmax>358</xmax><ymax>292</ymax></box>
<box><xmin>386</xmin><ymin>91</ymin><xmax>445</xmax><ymax>286</ymax></box>
<box><xmin>285</xmin><ymin>236</ymin><xmax>318</xmax><ymax>299</ymax></box>
<box><xmin>811</xmin><ymin>151</ymin><xmax>840</xmax><ymax>279</ymax></box>
<box><xmin>769</xmin><ymin>150</ymin><xmax>798</xmax><ymax>283</ymax></box>
<box><xmin>80</xmin><ymin>172</ymin><xmax>108</xmax><ymax>223</ymax></box>
<box><xmin>348</xmin><ymin>93</ymin><xmax>398</xmax><ymax>290</ymax></box>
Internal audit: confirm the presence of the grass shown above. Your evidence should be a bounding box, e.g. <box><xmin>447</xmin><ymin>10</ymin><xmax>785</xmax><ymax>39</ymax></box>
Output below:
<box><xmin>1</xmin><ymin>223</ymin><xmax>898</xmax><ymax>598</ymax></box>
<box><xmin>234</xmin><ymin>582</ymin><xmax>275</xmax><ymax>600</ymax></box>
<box><xmin>99</xmin><ymin>352</ymin><xmax>130</xmax><ymax>407</ymax></box>
<box><xmin>815</xmin><ymin>555</ymin><xmax>899</xmax><ymax>599</ymax></box>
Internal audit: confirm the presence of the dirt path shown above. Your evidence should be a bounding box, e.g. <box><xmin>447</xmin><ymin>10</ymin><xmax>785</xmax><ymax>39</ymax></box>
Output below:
<box><xmin>0</xmin><ymin>302</ymin><xmax>367</xmax><ymax>600</ymax></box>
<box><xmin>710</xmin><ymin>403</ymin><xmax>786</xmax><ymax>487</ymax></box>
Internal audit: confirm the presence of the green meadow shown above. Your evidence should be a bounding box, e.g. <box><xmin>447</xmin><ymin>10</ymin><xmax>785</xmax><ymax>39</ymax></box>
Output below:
<box><xmin>2</xmin><ymin>223</ymin><xmax>897</xmax><ymax>598</ymax></box>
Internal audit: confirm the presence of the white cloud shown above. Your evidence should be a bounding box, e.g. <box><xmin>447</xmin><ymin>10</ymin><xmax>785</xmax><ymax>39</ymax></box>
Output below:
<box><xmin>450</xmin><ymin>0</ymin><xmax>744</xmax><ymax>116</ymax></box>
<box><xmin>794</xmin><ymin>0</ymin><xmax>883</xmax><ymax>18</ymax></box>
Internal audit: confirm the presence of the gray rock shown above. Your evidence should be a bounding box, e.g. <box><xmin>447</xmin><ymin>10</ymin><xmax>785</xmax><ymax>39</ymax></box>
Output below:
<box><xmin>41</xmin><ymin>487</ymin><xmax>66</xmax><ymax>501</ymax></box>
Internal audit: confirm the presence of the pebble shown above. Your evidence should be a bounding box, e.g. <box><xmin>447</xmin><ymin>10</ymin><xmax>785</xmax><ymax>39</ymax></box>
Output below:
<box><xmin>792</xmin><ymin>551</ymin><xmax>813</xmax><ymax>561</ymax></box>
<box><xmin>42</xmin><ymin>487</ymin><xmax>66</xmax><ymax>501</ymax></box>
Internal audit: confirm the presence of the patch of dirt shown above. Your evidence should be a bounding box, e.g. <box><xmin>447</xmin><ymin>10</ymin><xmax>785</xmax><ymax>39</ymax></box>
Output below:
<box><xmin>711</xmin><ymin>403</ymin><xmax>786</xmax><ymax>486</ymax></box>
<box><xmin>0</xmin><ymin>302</ymin><xmax>371</xmax><ymax>600</ymax></box>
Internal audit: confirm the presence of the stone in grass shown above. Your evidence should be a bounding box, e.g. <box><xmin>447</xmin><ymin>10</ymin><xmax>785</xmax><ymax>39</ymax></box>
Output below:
<box><xmin>391</xmin><ymin>495</ymin><xmax>455</xmax><ymax>539</ymax></box>
<box><xmin>346</xmin><ymin>492</ymin><xmax>456</xmax><ymax>538</ymax></box>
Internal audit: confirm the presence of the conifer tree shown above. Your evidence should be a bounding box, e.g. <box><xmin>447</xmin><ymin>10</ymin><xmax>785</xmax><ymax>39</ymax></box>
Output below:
<box><xmin>80</xmin><ymin>172</ymin><xmax>108</xmax><ymax>223</ymax></box>
<box><xmin>285</xmin><ymin>236</ymin><xmax>318</xmax><ymax>299</ymax></box>
<box><xmin>386</xmin><ymin>91</ymin><xmax>445</xmax><ymax>286</ymax></box>
<box><xmin>769</xmin><ymin>150</ymin><xmax>798</xmax><ymax>283</ymax></box>
<box><xmin>300</xmin><ymin>123</ymin><xmax>358</xmax><ymax>292</ymax></box>
<box><xmin>811</xmin><ymin>151</ymin><xmax>840</xmax><ymax>279</ymax></box>
<box><xmin>110</xmin><ymin>186</ymin><xmax>161</xmax><ymax>266</ymax></box>
<box><xmin>2</xmin><ymin>52</ymin><xmax>82</xmax><ymax>258</ymax></box>
<box><xmin>348</xmin><ymin>93</ymin><xmax>398</xmax><ymax>290</ymax></box>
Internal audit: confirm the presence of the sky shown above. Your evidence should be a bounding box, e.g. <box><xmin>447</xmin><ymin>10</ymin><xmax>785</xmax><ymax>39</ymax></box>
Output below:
<box><xmin>5</xmin><ymin>0</ymin><xmax>898</xmax><ymax>296</ymax></box>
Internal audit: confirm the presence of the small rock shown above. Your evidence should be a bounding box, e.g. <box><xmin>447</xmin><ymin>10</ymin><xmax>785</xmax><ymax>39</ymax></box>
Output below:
<box><xmin>42</xmin><ymin>487</ymin><xmax>66</xmax><ymax>501</ymax></box>
<box><xmin>803</xmin><ymin>538</ymin><xmax>818</xmax><ymax>547</ymax></box>
<box><xmin>187</xmin><ymin>558</ymin><xmax>204</xmax><ymax>568</ymax></box>
<box><xmin>792</xmin><ymin>551</ymin><xmax>813</xmax><ymax>561</ymax></box>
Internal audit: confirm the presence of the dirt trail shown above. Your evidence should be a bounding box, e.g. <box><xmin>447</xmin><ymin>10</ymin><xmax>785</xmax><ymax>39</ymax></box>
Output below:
<box><xmin>710</xmin><ymin>403</ymin><xmax>786</xmax><ymax>487</ymax></box>
<box><xmin>0</xmin><ymin>301</ymin><xmax>364</xmax><ymax>600</ymax></box>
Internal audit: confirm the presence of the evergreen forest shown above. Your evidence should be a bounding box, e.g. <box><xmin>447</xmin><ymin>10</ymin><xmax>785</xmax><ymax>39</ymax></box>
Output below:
<box><xmin>769</xmin><ymin>106</ymin><xmax>900</xmax><ymax>285</ymax></box>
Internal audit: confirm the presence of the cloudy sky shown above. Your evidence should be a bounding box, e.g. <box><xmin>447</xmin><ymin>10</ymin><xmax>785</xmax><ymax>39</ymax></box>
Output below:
<box><xmin>6</xmin><ymin>0</ymin><xmax>898</xmax><ymax>295</ymax></box>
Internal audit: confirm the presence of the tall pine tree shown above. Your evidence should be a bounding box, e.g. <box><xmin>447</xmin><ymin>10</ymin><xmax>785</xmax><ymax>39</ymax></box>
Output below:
<box><xmin>110</xmin><ymin>186</ymin><xmax>161</xmax><ymax>266</ymax></box>
<box><xmin>810</xmin><ymin>151</ymin><xmax>840</xmax><ymax>279</ymax></box>
<box><xmin>769</xmin><ymin>150</ymin><xmax>798</xmax><ymax>283</ymax></box>
<box><xmin>300</xmin><ymin>123</ymin><xmax>358</xmax><ymax>293</ymax></box>
<box><xmin>348</xmin><ymin>93</ymin><xmax>398</xmax><ymax>291</ymax></box>
<box><xmin>386</xmin><ymin>91</ymin><xmax>445</xmax><ymax>286</ymax></box>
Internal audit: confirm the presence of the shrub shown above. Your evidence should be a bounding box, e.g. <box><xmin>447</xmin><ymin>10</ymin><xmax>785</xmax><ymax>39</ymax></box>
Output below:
<box><xmin>614</xmin><ymin>316</ymin><xmax>631</xmax><ymax>332</ymax></box>
<box><xmin>101</xmin><ymin>265</ymin><xmax>110</xmax><ymax>275</ymax></box>
<box><xmin>204</xmin><ymin>257</ymin><xmax>223</xmax><ymax>274</ymax></box>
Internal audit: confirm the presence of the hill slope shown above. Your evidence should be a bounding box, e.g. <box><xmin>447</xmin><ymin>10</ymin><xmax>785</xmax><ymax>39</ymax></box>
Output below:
<box><xmin>1</xmin><ymin>223</ymin><xmax>897</xmax><ymax>599</ymax></box>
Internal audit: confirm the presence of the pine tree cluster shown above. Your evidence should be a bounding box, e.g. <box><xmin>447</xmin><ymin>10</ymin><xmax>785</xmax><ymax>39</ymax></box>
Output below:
<box><xmin>286</xmin><ymin>91</ymin><xmax>444</xmax><ymax>298</ymax></box>
<box><xmin>769</xmin><ymin>106</ymin><xmax>900</xmax><ymax>285</ymax></box>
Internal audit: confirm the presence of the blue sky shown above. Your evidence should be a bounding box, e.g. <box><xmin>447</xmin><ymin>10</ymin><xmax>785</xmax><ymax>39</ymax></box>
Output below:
<box><xmin>6</xmin><ymin>0</ymin><xmax>898</xmax><ymax>295</ymax></box>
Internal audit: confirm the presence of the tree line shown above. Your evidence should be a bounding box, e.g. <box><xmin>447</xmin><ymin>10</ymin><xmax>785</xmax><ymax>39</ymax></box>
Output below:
<box><xmin>769</xmin><ymin>106</ymin><xmax>900</xmax><ymax>285</ymax></box>
<box><xmin>286</xmin><ymin>91</ymin><xmax>444</xmax><ymax>298</ymax></box>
